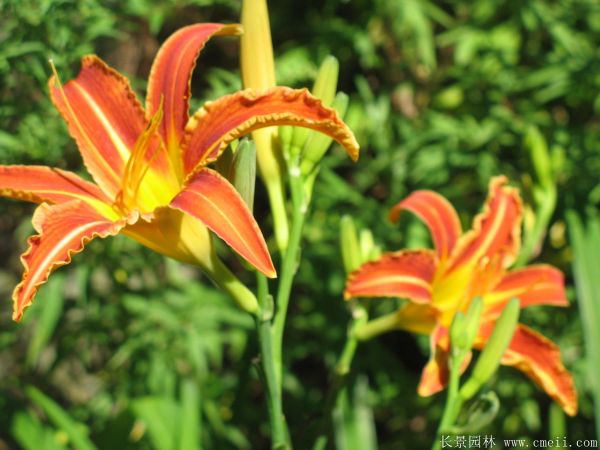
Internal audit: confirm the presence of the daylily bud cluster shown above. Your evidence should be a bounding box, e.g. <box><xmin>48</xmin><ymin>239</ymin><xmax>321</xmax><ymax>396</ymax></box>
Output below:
<box><xmin>280</xmin><ymin>56</ymin><xmax>350</xmax><ymax>180</ymax></box>
<box><xmin>460</xmin><ymin>298</ymin><xmax>520</xmax><ymax>400</ymax></box>
<box><xmin>340</xmin><ymin>215</ymin><xmax>381</xmax><ymax>274</ymax></box>
<box><xmin>449</xmin><ymin>297</ymin><xmax>483</xmax><ymax>362</ymax></box>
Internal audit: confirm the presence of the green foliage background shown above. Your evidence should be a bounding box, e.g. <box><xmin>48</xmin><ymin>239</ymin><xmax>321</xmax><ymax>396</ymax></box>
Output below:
<box><xmin>0</xmin><ymin>0</ymin><xmax>598</xmax><ymax>448</ymax></box>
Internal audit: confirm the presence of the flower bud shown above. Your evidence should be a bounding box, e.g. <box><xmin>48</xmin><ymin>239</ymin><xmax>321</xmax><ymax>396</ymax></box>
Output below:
<box><xmin>300</xmin><ymin>92</ymin><xmax>349</xmax><ymax>175</ymax></box>
<box><xmin>241</xmin><ymin>0</ymin><xmax>289</xmax><ymax>251</ymax></box>
<box><xmin>288</xmin><ymin>56</ymin><xmax>339</xmax><ymax>160</ymax></box>
<box><xmin>359</xmin><ymin>228</ymin><xmax>381</xmax><ymax>262</ymax></box>
<box><xmin>229</xmin><ymin>139</ymin><xmax>257</xmax><ymax>211</ymax></box>
<box><xmin>524</xmin><ymin>125</ymin><xmax>553</xmax><ymax>190</ymax></box>
<box><xmin>449</xmin><ymin>311</ymin><xmax>466</xmax><ymax>355</ymax></box>
<box><xmin>460</xmin><ymin>298</ymin><xmax>520</xmax><ymax>400</ymax></box>
<box><xmin>462</xmin><ymin>297</ymin><xmax>484</xmax><ymax>351</ymax></box>
<box><xmin>340</xmin><ymin>215</ymin><xmax>362</xmax><ymax>274</ymax></box>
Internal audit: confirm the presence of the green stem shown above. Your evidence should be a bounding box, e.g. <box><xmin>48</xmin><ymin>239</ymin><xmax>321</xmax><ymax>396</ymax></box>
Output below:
<box><xmin>256</xmin><ymin>273</ymin><xmax>288</xmax><ymax>449</ymax></box>
<box><xmin>432</xmin><ymin>353</ymin><xmax>465</xmax><ymax>450</ymax></box>
<box><xmin>272</xmin><ymin>164</ymin><xmax>307</xmax><ymax>388</ymax></box>
<box><xmin>257</xmin><ymin>161</ymin><xmax>306</xmax><ymax>449</ymax></box>
<box><xmin>312</xmin><ymin>307</ymin><xmax>367</xmax><ymax>449</ymax></box>
<box><xmin>354</xmin><ymin>310</ymin><xmax>398</xmax><ymax>341</ymax></box>
<box><xmin>266</xmin><ymin>177</ymin><xmax>290</xmax><ymax>254</ymax></box>
<box><xmin>209</xmin><ymin>254</ymin><xmax>259</xmax><ymax>315</ymax></box>
<box><xmin>515</xmin><ymin>187</ymin><xmax>556</xmax><ymax>267</ymax></box>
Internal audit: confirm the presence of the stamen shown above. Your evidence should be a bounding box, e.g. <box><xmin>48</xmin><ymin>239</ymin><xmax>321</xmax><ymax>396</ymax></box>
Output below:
<box><xmin>119</xmin><ymin>98</ymin><xmax>164</xmax><ymax>210</ymax></box>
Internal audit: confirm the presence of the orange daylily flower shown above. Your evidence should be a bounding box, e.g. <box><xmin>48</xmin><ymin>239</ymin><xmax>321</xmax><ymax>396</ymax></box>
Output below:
<box><xmin>2</xmin><ymin>23</ymin><xmax>359</xmax><ymax>321</ymax></box>
<box><xmin>345</xmin><ymin>176</ymin><xmax>577</xmax><ymax>416</ymax></box>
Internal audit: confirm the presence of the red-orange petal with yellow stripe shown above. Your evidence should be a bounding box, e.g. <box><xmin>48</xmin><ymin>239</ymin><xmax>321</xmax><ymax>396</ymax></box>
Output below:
<box><xmin>447</xmin><ymin>176</ymin><xmax>522</xmax><ymax>273</ymax></box>
<box><xmin>146</xmin><ymin>23</ymin><xmax>241</xmax><ymax>158</ymax></box>
<box><xmin>12</xmin><ymin>202</ymin><xmax>132</xmax><ymax>321</ymax></box>
<box><xmin>49</xmin><ymin>56</ymin><xmax>147</xmax><ymax>199</ymax></box>
<box><xmin>169</xmin><ymin>168</ymin><xmax>275</xmax><ymax>278</ymax></box>
<box><xmin>0</xmin><ymin>165</ymin><xmax>111</xmax><ymax>205</ymax></box>
<box><xmin>389</xmin><ymin>190</ymin><xmax>462</xmax><ymax>259</ymax></box>
<box><xmin>182</xmin><ymin>87</ymin><xmax>360</xmax><ymax>177</ymax></box>
<box><xmin>484</xmin><ymin>265</ymin><xmax>568</xmax><ymax>317</ymax></box>
<box><xmin>419</xmin><ymin>326</ymin><xmax>448</xmax><ymax>395</ymax></box>
<box><xmin>496</xmin><ymin>324</ymin><xmax>577</xmax><ymax>416</ymax></box>
<box><xmin>344</xmin><ymin>250</ymin><xmax>437</xmax><ymax>302</ymax></box>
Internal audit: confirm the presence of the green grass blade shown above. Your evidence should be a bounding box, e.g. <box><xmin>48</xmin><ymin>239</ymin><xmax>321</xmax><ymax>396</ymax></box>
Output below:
<box><xmin>26</xmin><ymin>274</ymin><xmax>65</xmax><ymax>368</ymax></box>
<box><xmin>25</xmin><ymin>386</ymin><xmax>97</xmax><ymax>450</ymax></box>
<box><xmin>178</xmin><ymin>379</ymin><xmax>201</xmax><ymax>450</ymax></box>
<box><xmin>567</xmin><ymin>211</ymin><xmax>600</xmax><ymax>438</ymax></box>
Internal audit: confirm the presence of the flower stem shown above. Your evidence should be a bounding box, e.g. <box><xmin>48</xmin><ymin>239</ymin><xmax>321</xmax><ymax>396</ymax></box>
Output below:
<box><xmin>209</xmin><ymin>254</ymin><xmax>259</xmax><ymax>314</ymax></box>
<box><xmin>266</xmin><ymin>177</ymin><xmax>290</xmax><ymax>254</ymax></box>
<box><xmin>354</xmin><ymin>310</ymin><xmax>399</xmax><ymax>341</ymax></box>
<box><xmin>312</xmin><ymin>307</ymin><xmax>367</xmax><ymax>449</ymax></box>
<box><xmin>432</xmin><ymin>353</ymin><xmax>464</xmax><ymax>450</ymax></box>
<box><xmin>272</xmin><ymin>164</ymin><xmax>307</xmax><ymax>388</ymax></box>
<box><xmin>256</xmin><ymin>161</ymin><xmax>306</xmax><ymax>449</ymax></box>
<box><xmin>256</xmin><ymin>273</ymin><xmax>288</xmax><ymax>449</ymax></box>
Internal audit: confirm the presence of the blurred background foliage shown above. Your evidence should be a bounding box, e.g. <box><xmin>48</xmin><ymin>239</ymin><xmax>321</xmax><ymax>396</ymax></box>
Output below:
<box><xmin>0</xmin><ymin>0</ymin><xmax>599</xmax><ymax>448</ymax></box>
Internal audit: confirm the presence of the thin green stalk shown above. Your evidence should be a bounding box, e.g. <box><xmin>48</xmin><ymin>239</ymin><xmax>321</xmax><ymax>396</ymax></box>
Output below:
<box><xmin>272</xmin><ymin>164</ymin><xmax>307</xmax><ymax>387</ymax></box>
<box><xmin>354</xmin><ymin>311</ymin><xmax>399</xmax><ymax>341</ymax></box>
<box><xmin>515</xmin><ymin>187</ymin><xmax>556</xmax><ymax>267</ymax></box>
<box><xmin>256</xmin><ymin>273</ymin><xmax>288</xmax><ymax>449</ymax></box>
<box><xmin>432</xmin><ymin>356</ymin><xmax>464</xmax><ymax>450</ymax></box>
<box><xmin>312</xmin><ymin>308</ymin><xmax>367</xmax><ymax>450</ymax></box>
<box><xmin>266</xmin><ymin>178</ymin><xmax>290</xmax><ymax>254</ymax></box>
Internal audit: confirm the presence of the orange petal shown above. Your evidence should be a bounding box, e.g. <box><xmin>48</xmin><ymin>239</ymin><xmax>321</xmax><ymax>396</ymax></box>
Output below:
<box><xmin>146</xmin><ymin>23</ymin><xmax>242</xmax><ymax>175</ymax></box>
<box><xmin>49</xmin><ymin>56</ymin><xmax>146</xmax><ymax>199</ymax></box>
<box><xmin>447</xmin><ymin>176</ymin><xmax>522</xmax><ymax>273</ymax></box>
<box><xmin>344</xmin><ymin>250</ymin><xmax>437</xmax><ymax>302</ymax></box>
<box><xmin>12</xmin><ymin>202</ymin><xmax>133</xmax><ymax>321</ymax></box>
<box><xmin>169</xmin><ymin>168</ymin><xmax>275</xmax><ymax>278</ymax></box>
<box><xmin>389</xmin><ymin>190</ymin><xmax>462</xmax><ymax>259</ymax></box>
<box><xmin>0</xmin><ymin>165</ymin><xmax>111</xmax><ymax>206</ymax></box>
<box><xmin>181</xmin><ymin>87</ymin><xmax>360</xmax><ymax>176</ymax></box>
<box><xmin>485</xmin><ymin>265</ymin><xmax>568</xmax><ymax>317</ymax></box>
<box><xmin>497</xmin><ymin>324</ymin><xmax>577</xmax><ymax>416</ymax></box>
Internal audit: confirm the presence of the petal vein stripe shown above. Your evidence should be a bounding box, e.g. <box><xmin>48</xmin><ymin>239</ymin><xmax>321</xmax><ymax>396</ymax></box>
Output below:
<box><xmin>182</xmin><ymin>87</ymin><xmax>359</xmax><ymax>177</ymax></box>
<box><xmin>390</xmin><ymin>190</ymin><xmax>462</xmax><ymax>259</ymax></box>
<box><xmin>146</xmin><ymin>23</ymin><xmax>242</xmax><ymax>162</ymax></box>
<box><xmin>49</xmin><ymin>56</ymin><xmax>146</xmax><ymax>198</ymax></box>
<box><xmin>496</xmin><ymin>324</ymin><xmax>577</xmax><ymax>416</ymax></box>
<box><xmin>0</xmin><ymin>165</ymin><xmax>111</xmax><ymax>205</ymax></box>
<box><xmin>170</xmin><ymin>169</ymin><xmax>275</xmax><ymax>277</ymax></box>
<box><xmin>485</xmin><ymin>265</ymin><xmax>568</xmax><ymax>315</ymax></box>
<box><xmin>12</xmin><ymin>202</ymin><xmax>129</xmax><ymax>321</ymax></box>
<box><xmin>345</xmin><ymin>250</ymin><xmax>436</xmax><ymax>301</ymax></box>
<box><xmin>448</xmin><ymin>176</ymin><xmax>522</xmax><ymax>272</ymax></box>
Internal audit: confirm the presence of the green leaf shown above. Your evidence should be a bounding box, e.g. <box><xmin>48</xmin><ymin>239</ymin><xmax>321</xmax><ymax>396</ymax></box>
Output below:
<box><xmin>11</xmin><ymin>411</ymin><xmax>69</xmax><ymax>450</ymax></box>
<box><xmin>25</xmin><ymin>386</ymin><xmax>97</xmax><ymax>450</ymax></box>
<box><xmin>26</xmin><ymin>274</ymin><xmax>65</xmax><ymax>368</ymax></box>
<box><xmin>131</xmin><ymin>396</ymin><xmax>179</xmax><ymax>450</ymax></box>
<box><xmin>178</xmin><ymin>379</ymin><xmax>201</xmax><ymax>450</ymax></box>
<box><xmin>567</xmin><ymin>211</ymin><xmax>600</xmax><ymax>438</ymax></box>
<box><xmin>333</xmin><ymin>376</ymin><xmax>378</xmax><ymax>450</ymax></box>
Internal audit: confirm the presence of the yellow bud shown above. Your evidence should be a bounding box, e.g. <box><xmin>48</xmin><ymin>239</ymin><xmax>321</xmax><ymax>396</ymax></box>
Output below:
<box><xmin>240</xmin><ymin>0</ymin><xmax>288</xmax><ymax>251</ymax></box>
